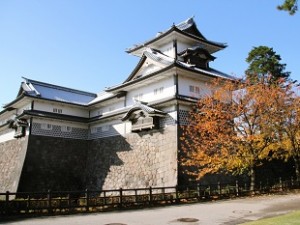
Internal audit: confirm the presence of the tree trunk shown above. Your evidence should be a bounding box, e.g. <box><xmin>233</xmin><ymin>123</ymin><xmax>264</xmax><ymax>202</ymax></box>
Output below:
<box><xmin>249</xmin><ymin>166</ymin><xmax>256</xmax><ymax>194</ymax></box>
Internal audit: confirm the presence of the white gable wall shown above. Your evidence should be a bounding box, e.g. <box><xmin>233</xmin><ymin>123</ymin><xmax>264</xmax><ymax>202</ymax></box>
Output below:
<box><xmin>16</xmin><ymin>103</ymin><xmax>32</xmax><ymax>115</ymax></box>
<box><xmin>126</xmin><ymin>77</ymin><xmax>175</xmax><ymax>106</ymax></box>
<box><xmin>177</xmin><ymin>41</ymin><xmax>192</xmax><ymax>55</ymax></box>
<box><xmin>178</xmin><ymin>76</ymin><xmax>212</xmax><ymax>98</ymax></box>
<box><xmin>90</xmin><ymin>101</ymin><xmax>125</xmax><ymax>118</ymax></box>
<box><xmin>159</xmin><ymin>42</ymin><xmax>175</xmax><ymax>58</ymax></box>
<box><xmin>134</xmin><ymin>59</ymin><xmax>163</xmax><ymax>79</ymax></box>
<box><xmin>89</xmin><ymin>120</ymin><xmax>126</xmax><ymax>139</ymax></box>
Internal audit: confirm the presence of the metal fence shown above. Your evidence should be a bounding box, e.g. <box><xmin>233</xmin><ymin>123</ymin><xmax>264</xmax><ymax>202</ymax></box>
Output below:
<box><xmin>1</xmin><ymin>176</ymin><xmax>299</xmax><ymax>216</ymax></box>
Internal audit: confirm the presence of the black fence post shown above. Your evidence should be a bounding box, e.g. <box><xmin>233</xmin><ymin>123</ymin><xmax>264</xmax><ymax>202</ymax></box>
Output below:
<box><xmin>85</xmin><ymin>189</ymin><xmax>89</xmax><ymax>212</ymax></box>
<box><xmin>259</xmin><ymin>181</ymin><xmax>262</xmax><ymax>192</ymax></box>
<box><xmin>175</xmin><ymin>185</ymin><xmax>179</xmax><ymax>203</ymax></box>
<box><xmin>135</xmin><ymin>189</ymin><xmax>138</xmax><ymax>203</ymax></box>
<box><xmin>103</xmin><ymin>190</ymin><xmax>107</xmax><ymax>205</ymax></box>
<box><xmin>26</xmin><ymin>194</ymin><xmax>30</xmax><ymax>214</ymax></box>
<box><xmin>279</xmin><ymin>177</ymin><xmax>283</xmax><ymax>191</ymax></box>
<box><xmin>5</xmin><ymin>191</ymin><xmax>9</xmax><ymax>215</ymax></box>
<box><xmin>149</xmin><ymin>186</ymin><xmax>153</xmax><ymax>205</ymax></box>
<box><xmin>119</xmin><ymin>188</ymin><xmax>123</xmax><ymax>209</ymax></box>
<box><xmin>218</xmin><ymin>182</ymin><xmax>221</xmax><ymax>196</ymax></box>
<box><xmin>47</xmin><ymin>190</ymin><xmax>52</xmax><ymax>214</ymax></box>
<box><xmin>197</xmin><ymin>183</ymin><xmax>201</xmax><ymax>199</ymax></box>
<box><xmin>235</xmin><ymin>180</ymin><xmax>239</xmax><ymax>196</ymax></box>
<box><xmin>67</xmin><ymin>193</ymin><xmax>71</xmax><ymax>212</ymax></box>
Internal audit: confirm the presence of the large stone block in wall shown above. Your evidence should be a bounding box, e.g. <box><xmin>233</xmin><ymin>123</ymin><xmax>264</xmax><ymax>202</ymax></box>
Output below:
<box><xmin>17</xmin><ymin>135</ymin><xmax>88</xmax><ymax>192</ymax></box>
<box><xmin>0</xmin><ymin>136</ymin><xmax>29</xmax><ymax>195</ymax></box>
<box><xmin>86</xmin><ymin>126</ymin><xmax>178</xmax><ymax>190</ymax></box>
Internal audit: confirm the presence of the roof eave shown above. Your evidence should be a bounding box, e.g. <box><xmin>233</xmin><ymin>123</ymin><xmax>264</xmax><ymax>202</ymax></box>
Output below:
<box><xmin>3</xmin><ymin>93</ymin><xmax>27</xmax><ymax>109</ymax></box>
<box><xmin>87</xmin><ymin>91</ymin><xmax>126</xmax><ymax>107</ymax></box>
<box><xmin>18</xmin><ymin>110</ymin><xmax>89</xmax><ymax>123</ymax></box>
<box><xmin>23</xmin><ymin>77</ymin><xmax>97</xmax><ymax>98</ymax></box>
<box><xmin>126</xmin><ymin>26</ymin><xmax>177</xmax><ymax>54</ymax></box>
<box><xmin>175</xmin><ymin>62</ymin><xmax>236</xmax><ymax>81</ymax></box>
<box><xmin>123</xmin><ymin>56</ymin><xmax>147</xmax><ymax>83</ymax></box>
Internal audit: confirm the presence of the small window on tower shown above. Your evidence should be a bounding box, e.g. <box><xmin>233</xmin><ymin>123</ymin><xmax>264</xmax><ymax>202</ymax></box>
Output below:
<box><xmin>101</xmin><ymin>125</ymin><xmax>110</xmax><ymax>131</ymax></box>
<box><xmin>189</xmin><ymin>85</ymin><xmax>200</xmax><ymax>94</ymax></box>
<box><xmin>91</xmin><ymin>127</ymin><xmax>98</xmax><ymax>134</ymax></box>
<box><xmin>61</xmin><ymin>126</ymin><xmax>72</xmax><ymax>132</ymax></box>
<box><xmin>53</xmin><ymin>108</ymin><xmax>63</xmax><ymax>114</ymax></box>
<box><xmin>154</xmin><ymin>87</ymin><xmax>164</xmax><ymax>95</ymax></box>
<box><xmin>189</xmin><ymin>85</ymin><xmax>195</xmax><ymax>93</ymax></box>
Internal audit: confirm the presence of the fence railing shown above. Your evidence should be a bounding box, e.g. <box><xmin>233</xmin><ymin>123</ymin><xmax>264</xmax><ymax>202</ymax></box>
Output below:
<box><xmin>1</xmin><ymin>176</ymin><xmax>299</xmax><ymax>216</ymax></box>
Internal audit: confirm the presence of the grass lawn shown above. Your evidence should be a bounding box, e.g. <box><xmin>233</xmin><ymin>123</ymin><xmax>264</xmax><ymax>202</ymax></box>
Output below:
<box><xmin>241</xmin><ymin>210</ymin><xmax>300</xmax><ymax>225</ymax></box>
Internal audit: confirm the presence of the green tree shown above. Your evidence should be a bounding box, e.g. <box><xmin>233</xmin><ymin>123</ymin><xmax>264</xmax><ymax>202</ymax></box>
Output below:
<box><xmin>278</xmin><ymin>0</ymin><xmax>298</xmax><ymax>15</ymax></box>
<box><xmin>245</xmin><ymin>46</ymin><xmax>290</xmax><ymax>85</ymax></box>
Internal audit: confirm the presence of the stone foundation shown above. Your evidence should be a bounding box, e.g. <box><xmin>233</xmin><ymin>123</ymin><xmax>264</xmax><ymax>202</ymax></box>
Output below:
<box><xmin>17</xmin><ymin>135</ymin><xmax>88</xmax><ymax>192</ymax></box>
<box><xmin>86</xmin><ymin>125</ymin><xmax>178</xmax><ymax>190</ymax></box>
<box><xmin>0</xmin><ymin>136</ymin><xmax>29</xmax><ymax>194</ymax></box>
<box><xmin>1</xmin><ymin>125</ymin><xmax>178</xmax><ymax>193</ymax></box>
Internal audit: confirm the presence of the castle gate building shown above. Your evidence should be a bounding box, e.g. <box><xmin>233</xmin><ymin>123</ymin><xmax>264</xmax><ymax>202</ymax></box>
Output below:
<box><xmin>0</xmin><ymin>18</ymin><xmax>234</xmax><ymax>193</ymax></box>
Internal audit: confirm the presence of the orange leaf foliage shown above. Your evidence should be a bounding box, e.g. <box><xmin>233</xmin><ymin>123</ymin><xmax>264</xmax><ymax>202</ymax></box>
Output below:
<box><xmin>180</xmin><ymin>78</ymin><xmax>292</xmax><ymax>180</ymax></box>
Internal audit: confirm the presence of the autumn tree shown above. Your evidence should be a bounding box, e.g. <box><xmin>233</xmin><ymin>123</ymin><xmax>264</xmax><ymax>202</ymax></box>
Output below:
<box><xmin>273</xmin><ymin>85</ymin><xmax>300</xmax><ymax>180</ymax></box>
<box><xmin>278</xmin><ymin>0</ymin><xmax>298</xmax><ymax>15</ymax></box>
<box><xmin>181</xmin><ymin>79</ymin><xmax>287</xmax><ymax>191</ymax></box>
<box><xmin>245</xmin><ymin>46</ymin><xmax>290</xmax><ymax>85</ymax></box>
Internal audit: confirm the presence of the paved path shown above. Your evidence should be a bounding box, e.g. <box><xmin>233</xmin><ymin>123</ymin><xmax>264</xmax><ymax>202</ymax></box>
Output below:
<box><xmin>1</xmin><ymin>193</ymin><xmax>300</xmax><ymax>225</ymax></box>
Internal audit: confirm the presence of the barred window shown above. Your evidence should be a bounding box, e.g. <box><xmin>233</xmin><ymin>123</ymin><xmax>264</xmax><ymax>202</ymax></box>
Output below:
<box><xmin>53</xmin><ymin>108</ymin><xmax>63</xmax><ymax>114</ymax></box>
<box><xmin>61</xmin><ymin>126</ymin><xmax>72</xmax><ymax>132</ymax></box>
<box><xmin>41</xmin><ymin>123</ymin><xmax>53</xmax><ymax>130</ymax></box>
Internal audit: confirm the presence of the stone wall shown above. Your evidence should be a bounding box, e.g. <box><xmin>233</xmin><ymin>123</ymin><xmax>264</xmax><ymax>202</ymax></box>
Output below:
<box><xmin>86</xmin><ymin>125</ymin><xmax>178</xmax><ymax>190</ymax></box>
<box><xmin>1</xmin><ymin>125</ymin><xmax>178</xmax><ymax>193</ymax></box>
<box><xmin>0</xmin><ymin>136</ymin><xmax>29</xmax><ymax>194</ymax></box>
<box><xmin>17</xmin><ymin>135</ymin><xmax>88</xmax><ymax>192</ymax></box>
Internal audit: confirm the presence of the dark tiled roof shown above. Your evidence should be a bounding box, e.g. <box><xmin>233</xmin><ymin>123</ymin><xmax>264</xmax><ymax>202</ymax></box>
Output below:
<box><xmin>122</xmin><ymin>103</ymin><xmax>166</xmax><ymax>121</ymax></box>
<box><xmin>20</xmin><ymin>77</ymin><xmax>97</xmax><ymax>105</ymax></box>
<box><xmin>126</xmin><ymin>17</ymin><xmax>227</xmax><ymax>54</ymax></box>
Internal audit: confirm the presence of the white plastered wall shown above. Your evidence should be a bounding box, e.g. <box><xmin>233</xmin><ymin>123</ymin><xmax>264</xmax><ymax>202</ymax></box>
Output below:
<box><xmin>90</xmin><ymin>101</ymin><xmax>125</xmax><ymax>118</ymax></box>
<box><xmin>126</xmin><ymin>77</ymin><xmax>175</xmax><ymax>106</ymax></box>
<box><xmin>178</xmin><ymin>76</ymin><xmax>212</xmax><ymax>98</ymax></box>
<box><xmin>33</xmin><ymin>118</ymin><xmax>87</xmax><ymax>129</ymax></box>
<box><xmin>33</xmin><ymin>101</ymin><xmax>89</xmax><ymax>117</ymax></box>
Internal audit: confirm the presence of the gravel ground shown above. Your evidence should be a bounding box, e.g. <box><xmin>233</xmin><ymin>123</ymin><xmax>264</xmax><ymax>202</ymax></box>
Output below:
<box><xmin>1</xmin><ymin>192</ymin><xmax>300</xmax><ymax>225</ymax></box>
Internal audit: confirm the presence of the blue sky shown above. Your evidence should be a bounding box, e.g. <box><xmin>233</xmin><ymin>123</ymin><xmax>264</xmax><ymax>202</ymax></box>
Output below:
<box><xmin>1</xmin><ymin>0</ymin><xmax>299</xmax><ymax>108</ymax></box>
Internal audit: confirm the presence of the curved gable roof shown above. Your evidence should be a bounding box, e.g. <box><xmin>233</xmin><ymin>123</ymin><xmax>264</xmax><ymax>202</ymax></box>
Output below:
<box><xmin>122</xmin><ymin>103</ymin><xmax>166</xmax><ymax>121</ymax></box>
<box><xmin>126</xmin><ymin>17</ymin><xmax>227</xmax><ymax>55</ymax></box>
<box><xmin>122</xmin><ymin>48</ymin><xmax>174</xmax><ymax>83</ymax></box>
